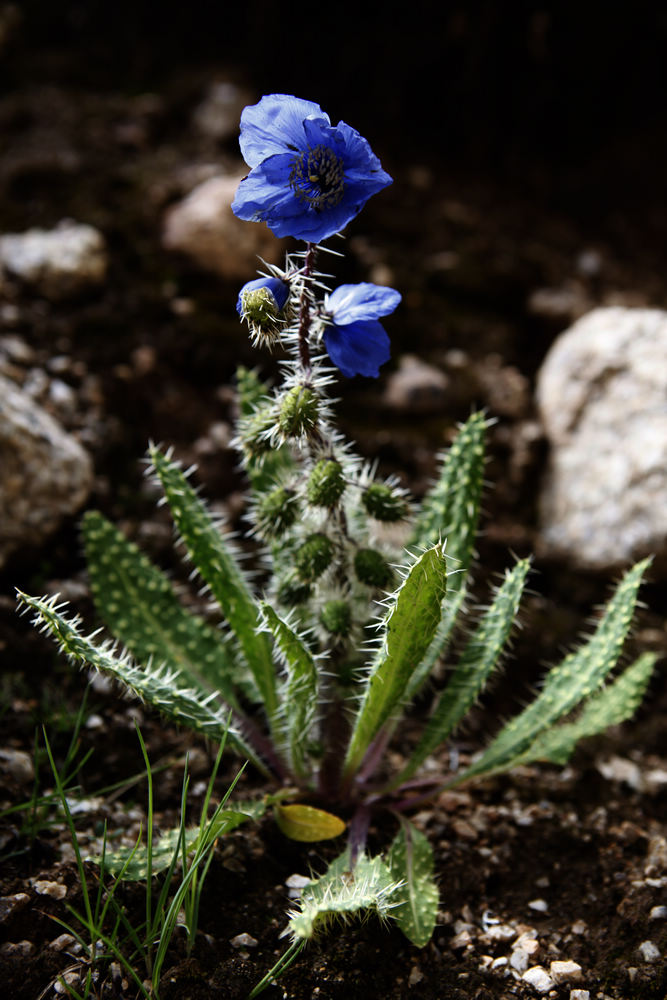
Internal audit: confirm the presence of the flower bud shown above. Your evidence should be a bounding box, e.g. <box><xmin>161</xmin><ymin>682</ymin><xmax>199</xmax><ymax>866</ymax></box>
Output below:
<box><xmin>237</xmin><ymin>277</ymin><xmax>289</xmax><ymax>347</ymax></box>
<box><xmin>354</xmin><ymin>548</ymin><xmax>392</xmax><ymax>588</ymax></box>
<box><xmin>256</xmin><ymin>487</ymin><xmax>299</xmax><ymax>537</ymax></box>
<box><xmin>319</xmin><ymin>599</ymin><xmax>352</xmax><ymax>636</ymax></box>
<box><xmin>277</xmin><ymin>576</ymin><xmax>312</xmax><ymax>607</ymax></box>
<box><xmin>306</xmin><ymin>459</ymin><xmax>346</xmax><ymax>507</ymax></box>
<box><xmin>295</xmin><ymin>532</ymin><xmax>334</xmax><ymax>582</ymax></box>
<box><xmin>278</xmin><ymin>385</ymin><xmax>319</xmax><ymax>438</ymax></box>
<box><xmin>362</xmin><ymin>483</ymin><xmax>408</xmax><ymax>522</ymax></box>
<box><xmin>239</xmin><ymin>405</ymin><xmax>276</xmax><ymax>463</ymax></box>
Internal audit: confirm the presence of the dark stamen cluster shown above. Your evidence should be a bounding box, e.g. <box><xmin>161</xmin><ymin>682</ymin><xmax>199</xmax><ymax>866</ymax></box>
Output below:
<box><xmin>290</xmin><ymin>145</ymin><xmax>345</xmax><ymax>210</ymax></box>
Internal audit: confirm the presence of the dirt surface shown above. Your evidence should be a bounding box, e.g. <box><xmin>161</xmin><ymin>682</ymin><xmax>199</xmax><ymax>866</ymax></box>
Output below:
<box><xmin>1</xmin><ymin>6</ymin><xmax>667</xmax><ymax>999</ymax></box>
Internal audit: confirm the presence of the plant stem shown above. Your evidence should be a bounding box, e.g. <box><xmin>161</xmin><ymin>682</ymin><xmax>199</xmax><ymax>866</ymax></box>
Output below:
<box><xmin>297</xmin><ymin>242</ymin><xmax>316</xmax><ymax>373</ymax></box>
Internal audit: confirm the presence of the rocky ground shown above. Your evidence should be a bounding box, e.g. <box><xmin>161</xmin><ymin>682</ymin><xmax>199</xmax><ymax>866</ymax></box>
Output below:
<box><xmin>1</xmin><ymin>8</ymin><xmax>667</xmax><ymax>999</ymax></box>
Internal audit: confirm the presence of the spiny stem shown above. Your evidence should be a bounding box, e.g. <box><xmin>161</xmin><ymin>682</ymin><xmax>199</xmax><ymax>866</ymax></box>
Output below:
<box><xmin>297</xmin><ymin>242</ymin><xmax>316</xmax><ymax>373</ymax></box>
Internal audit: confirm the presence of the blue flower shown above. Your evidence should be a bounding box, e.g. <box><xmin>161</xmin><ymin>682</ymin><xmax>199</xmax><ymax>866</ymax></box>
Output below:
<box><xmin>323</xmin><ymin>283</ymin><xmax>401</xmax><ymax>378</ymax></box>
<box><xmin>232</xmin><ymin>95</ymin><xmax>392</xmax><ymax>243</ymax></box>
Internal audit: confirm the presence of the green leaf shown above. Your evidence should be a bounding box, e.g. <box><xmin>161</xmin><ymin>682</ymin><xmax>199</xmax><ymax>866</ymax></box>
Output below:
<box><xmin>83</xmin><ymin>511</ymin><xmax>246</xmax><ymax>708</ymax></box>
<box><xmin>16</xmin><ymin>592</ymin><xmax>267</xmax><ymax>773</ymax></box>
<box><xmin>274</xmin><ymin>804</ymin><xmax>345</xmax><ymax>842</ymax></box>
<box><xmin>457</xmin><ymin>558</ymin><xmax>651</xmax><ymax>782</ymax></box>
<box><xmin>387</xmin><ymin>821</ymin><xmax>439</xmax><ymax>947</ymax></box>
<box><xmin>149</xmin><ymin>447</ymin><xmax>277</xmax><ymax>724</ymax></box>
<box><xmin>343</xmin><ymin>544</ymin><xmax>448</xmax><ymax>781</ymax></box>
<box><xmin>405</xmin><ymin>412</ymin><xmax>487</xmax><ymax>698</ymax></box>
<box><xmin>260</xmin><ymin>604</ymin><xmax>318</xmax><ymax>780</ymax></box>
<box><xmin>519</xmin><ymin>651</ymin><xmax>658</xmax><ymax>766</ymax></box>
<box><xmin>288</xmin><ymin>850</ymin><xmax>402</xmax><ymax>940</ymax></box>
<box><xmin>400</xmin><ymin>558</ymin><xmax>531</xmax><ymax>782</ymax></box>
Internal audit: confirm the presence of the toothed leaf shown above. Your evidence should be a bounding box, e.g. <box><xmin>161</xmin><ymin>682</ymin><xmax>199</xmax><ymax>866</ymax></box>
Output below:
<box><xmin>344</xmin><ymin>544</ymin><xmax>448</xmax><ymax>780</ymax></box>
<box><xmin>387</xmin><ymin>821</ymin><xmax>439</xmax><ymax>947</ymax></box>
<box><xmin>288</xmin><ymin>850</ymin><xmax>402</xmax><ymax>941</ymax></box>
<box><xmin>149</xmin><ymin>446</ymin><xmax>277</xmax><ymax>722</ymax></box>
<box><xmin>274</xmin><ymin>804</ymin><xmax>345</xmax><ymax>842</ymax></box>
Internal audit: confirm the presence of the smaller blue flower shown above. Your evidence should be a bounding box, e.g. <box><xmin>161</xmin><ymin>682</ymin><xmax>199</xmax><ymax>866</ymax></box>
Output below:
<box><xmin>236</xmin><ymin>276</ymin><xmax>289</xmax><ymax>318</ymax></box>
<box><xmin>323</xmin><ymin>283</ymin><xmax>401</xmax><ymax>378</ymax></box>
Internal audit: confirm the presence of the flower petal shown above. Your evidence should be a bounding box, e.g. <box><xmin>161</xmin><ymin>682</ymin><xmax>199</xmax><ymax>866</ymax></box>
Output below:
<box><xmin>326</xmin><ymin>284</ymin><xmax>402</xmax><ymax>324</ymax></box>
<box><xmin>324</xmin><ymin>320</ymin><xmax>391</xmax><ymax>378</ymax></box>
<box><xmin>239</xmin><ymin>94</ymin><xmax>329</xmax><ymax>168</ymax></box>
<box><xmin>236</xmin><ymin>276</ymin><xmax>289</xmax><ymax>315</ymax></box>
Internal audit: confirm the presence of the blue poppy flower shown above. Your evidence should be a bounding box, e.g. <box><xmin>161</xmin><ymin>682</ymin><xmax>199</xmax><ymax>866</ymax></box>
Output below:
<box><xmin>232</xmin><ymin>94</ymin><xmax>392</xmax><ymax>243</ymax></box>
<box><xmin>323</xmin><ymin>283</ymin><xmax>401</xmax><ymax>378</ymax></box>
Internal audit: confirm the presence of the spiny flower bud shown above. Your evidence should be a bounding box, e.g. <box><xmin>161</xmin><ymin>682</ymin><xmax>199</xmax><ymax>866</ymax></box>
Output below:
<box><xmin>278</xmin><ymin>385</ymin><xmax>319</xmax><ymax>438</ymax></box>
<box><xmin>295</xmin><ymin>532</ymin><xmax>334</xmax><ymax>582</ymax></box>
<box><xmin>362</xmin><ymin>483</ymin><xmax>408</xmax><ymax>522</ymax></box>
<box><xmin>320</xmin><ymin>599</ymin><xmax>352</xmax><ymax>636</ymax></box>
<box><xmin>354</xmin><ymin>548</ymin><xmax>392</xmax><ymax>589</ymax></box>
<box><xmin>277</xmin><ymin>576</ymin><xmax>312</xmax><ymax>607</ymax></box>
<box><xmin>256</xmin><ymin>487</ymin><xmax>299</xmax><ymax>537</ymax></box>
<box><xmin>237</xmin><ymin>277</ymin><xmax>289</xmax><ymax>348</ymax></box>
<box><xmin>306</xmin><ymin>459</ymin><xmax>346</xmax><ymax>507</ymax></box>
<box><xmin>240</xmin><ymin>405</ymin><xmax>276</xmax><ymax>463</ymax></box>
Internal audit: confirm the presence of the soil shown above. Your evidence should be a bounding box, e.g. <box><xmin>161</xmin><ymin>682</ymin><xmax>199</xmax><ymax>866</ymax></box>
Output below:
<box><xmin>1</xmin><ymin>6</ymin><xmax>667</xmax><ymax>1000</ymax></box>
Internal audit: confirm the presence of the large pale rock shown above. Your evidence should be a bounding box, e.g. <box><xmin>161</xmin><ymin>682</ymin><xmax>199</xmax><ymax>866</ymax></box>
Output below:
<box><xmin>537</xmin><ymin>308</ymin><xmax>667</xmax><ymax>569</ymax></box>
<box><xmin>0</xmin><ymin>221</ymin><xmax>108</xmax><ymax>299</ymax></box>
<box><xmin>0</xmin><ymin>374</ymin><xmax>93</xmax><ymax>567</ymax></box>
<box><xmin>162</xmin><ymin>173</ymin><xmax>283</xmax><ymax>279</ymax></box>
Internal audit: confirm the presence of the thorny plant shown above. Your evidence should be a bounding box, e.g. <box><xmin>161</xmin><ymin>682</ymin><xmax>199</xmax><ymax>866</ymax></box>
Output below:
<box><xmin>18</xmin><ymin>95</ymin><xmax>658</xmax><ymax>989</ymax></box>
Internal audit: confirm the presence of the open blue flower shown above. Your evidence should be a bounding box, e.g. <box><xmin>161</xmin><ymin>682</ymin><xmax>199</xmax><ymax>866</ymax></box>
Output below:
<box><xmin>323</xmin><ymin>283</ymin><xmax>401</xmax><ymax>378</ymax></box>
<box><xmin>232</xmin><ymin>95</ymin><xmax>392</xmax><ymax>243</ymax></box>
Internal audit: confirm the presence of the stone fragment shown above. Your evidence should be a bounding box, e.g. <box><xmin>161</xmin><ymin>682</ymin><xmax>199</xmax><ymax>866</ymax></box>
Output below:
<box><xmin>550</xmin><ymin>959</ymin><xmax>583</xmax><ymax>983</ymax></box>
<box><xmin>33</xmin><ymin>880</ymin><xmax>67</xmax><ymax>899</ymax></box>
<box><xmin>522</xmin><ymin>965</ymin><xmax>555</xmax><ymax>992</ymax></box>
<box><xmin>0</xmin><ymin>940</ymin><xmax>35</xmax><ymax>957</ymax></box>
<box><xmin>0</xmin><ymin>374</ymin><xmax>93</xmax><ymax>568</ymax></box>
<box><xmin>0</xmin><ymin>748</ymin><xmax>34</xmax><ymax>785</ymax></box>
<box><xmin>230</xmin><ymin>932</ymin><xmax>257</xmax><ymax>948</ymax></box>
<box><xmin>0</xmin><ymin>221</ymin><xmax>108</xmax><ymax>299</ymax></box>
<box><xmin>510</xmin><ymin>947</ymin><xmax>530</xmax><ymax>973</ymax></box>
<box><xmin>382</xmin><ymin>355</ymin><xmax>449</xmax><ymax>413</ymax></box>
<box><xmin>527</xmin><ymin>898</ymin><xmax>548</xmax><ymax>913</ymax></box>
<box><xmin>569</xmin><ymin>992</ymin><xmax>590</xmax><ymax>1000</ymax></box>
<box><xmin>649</xmin><ymin>905</ymin><xmax>667</xmax><ymax>920</ymax></box>
<box><xmin>0</xmin><ymin>893</ymin><xmax>30</xmax><ymax>923</ymax></box>
<box><xmin>637</xmin><ymin>939</ymin><xmax>660</xmax><ymax>962</ymax></box>
<box><xmin>537</xmin><ymin>308</ymin><xmax>667</xmax><ymax>570</ymax></box>
<box><xmin>162</xmin><ymin>174</ymin><xmax>283</xmax><ymax>279</ymax></box>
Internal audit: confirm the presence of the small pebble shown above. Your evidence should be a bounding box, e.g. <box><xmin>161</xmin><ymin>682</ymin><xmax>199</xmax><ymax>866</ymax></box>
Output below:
<box><xmin>637</xmin><ymin>939</ymin><xmax>660</xmax><ymax>962</ymax></box>
<box><xmin>550</xmin><ymin>959</ymin><xmax>582</xmax><ymax>983</ymax></box>
<box><xmin>408</xmin><ymin>966</ymin><xmax>423</xmax><ymax>986</ymax></box>
<box><xmin>569</xmin><ymin>991</ymin><xmax>590</xmax><ymax>1000</ymax></box>
<box><xmin>230</xmin><ymin>933</ymin><xmax>257</xmax><ymax>948</ymax></box>
<box><xmin>33</xmin><ymin>880</ymin><xmax>67</xmax><ymax>900</ymax></box>
<box><xmin>0</xmin><ymin>940</ymin><xmax>34</xmax><ymax>957</ymax></box>
<box><xmin>528</xmin><ymin>898</ymin><xmax>549</xmax><ymax>912</ymax></box>
<box><xmin>0</xmin><ymin>893</ymin><xmax>30</xmax><ymax>923</ymax></box>
<box><xmin>485</xmin><ymin>923</ymin><xmax>517</xmax><ymax>942</ymax></box>
<box><xmin>522</xmin><ymin>966</ymin><xmax>555</xmax><ymax>992</ymax></box>
<box><xmin>490</xmin><ymin>956</ymin><xmax>508</xmax><ymax>970</ymax></box>
<box><xmin>571</xmin><ymin>919</ymin><xmax>588</xmax><ymax>935</ymax></box>
<box><xmin>510</xmin><ymin>947</ymin><xmax>530</xmax><ymax>973</ymax></box>
<box><xmin>50</xmin><ymin>933</ymin><xmax>77</xmax><ymax>952</ymax></box>
<box><xmin>649</xmin><ymin>905</ymin><xmax>667</xmax><ymax>920</ymax></box>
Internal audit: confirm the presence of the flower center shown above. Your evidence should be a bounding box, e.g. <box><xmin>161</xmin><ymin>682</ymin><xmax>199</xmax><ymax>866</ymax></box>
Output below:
<box><xmin>290</xmin><ymin>145</ymin><xmax>345</xmax><ymax>211</ymax></box>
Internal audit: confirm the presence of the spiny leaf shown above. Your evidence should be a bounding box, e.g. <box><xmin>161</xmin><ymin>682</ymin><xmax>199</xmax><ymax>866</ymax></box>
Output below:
<box><xmin>518</xmin><ymin>651</ymin><xmax>658</xmax><ymax>767</ymax></box>
<box><xmin>16</xmin><ymin>592</ymin><xmax>267</xmax><ymax>773</ymax></box>
<box><xmin>288</xmin><ymin>850</ymin><xmax>402</xmax><ymax>941</ymax></box>
<box><xmin>386</xmin><ymin>821</ymin><xmax>439</xmax><ymax>947</ymax></box>
<box><xmin>274</xmin><ymin>804</ymin><xmax>345</xmax><ymax>843</ymax></box>
<box><xmin>149</xmin><ymin>446</ymin><xmax>277</xmax><ymax>723</ymax></box>
<box><xmin>83</xmin><ymin>511</ymin><xmax>247</xmax><ymax>708</ymax></box>
<box><xmin>343</xmin><ymin>544</ymin><xmax>448</xmax><ymax>781</ymax></box>
<box><xmin>260</xmin><ymin>603</ymin><xmax>318</xmax><ymax>780</ymax></box>
<box><xmin>405</xmin><ymin>412</ymin><xmax>487</xmax><ymax>698</ymax></box>
<box><xmin>456</xmin><ymin>558</ymin><xmax>651</xmax><ymax>782</ymax></box>
<box><xmin>400</xmin><ymin>558</ymin><xmax>531</xmax><ymax>782</ymax></box>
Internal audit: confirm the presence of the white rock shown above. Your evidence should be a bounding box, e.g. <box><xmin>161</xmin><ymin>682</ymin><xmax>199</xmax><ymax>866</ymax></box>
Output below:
<box><xmin>522</xmin><ymin>965</ymin><xmax>555</xmax><ymax>992</ymax></box>
<box><xmin>569</xmin><ymin>992</ymin><xmax>590</xmax><ymax>1000</ymax></box>
<box><xmin>230</xmin><ymin>932</ymin><xmax>257</xmax><ymax>948</ymax></box>
<box><xmin>537</xmin><ymin>308</ymin><xmax>667</xmax><ymax>569</ymax></box>
<box><xmin>383</xmin><ymin>355</ymin><xmax>449</xmax><ymax>413</ymax></box>
<box><xmin>637</xmin><ymin>939</ymin><xmax>661</xmax><ymax>962</ymax></box>
<box><xmin>0</xmin><ymin>748</ymin><xmax>34</xmax><ymax>785</ymax></box>
<box><xmin>649</xmin><ymin>905</ymin><xmax>667</xmax><ymax>919</ymax></box>
<box><xmin>33</xmin><ymin>880</ymin><xmax>67</xmax><ymax>900</ymax></box>
<box><xmin>550</xmin><ymin>959</ymin><xmax>582</xmax><ymax>983</ymax></box>
<box><xmin>510</xmin><ymin>947</ymin><xmax>530</xmax><ymax>973</ymax></box>
<box><xmin>192</xmin><ymin>82</ymin><xmax>252</xmax><ymax>141</ymax></box>
<box><xmin>527</xmin><ymin>898</ymin><xmax>548</xmax><ymax>913</ymax></box>
<box><xmin>0</xmin><ymin>374</ymin><xmax>93</xmax><ymax>568</ymax></box>
<box><xmin>0</xmin><ymin>221</ymin><xmax>107</xmax><ymax>299</ymax></box>
<box><xmin>162</xmin><ymin>174</ymin><xmax>283</xmax><ymax>279</ymax></box>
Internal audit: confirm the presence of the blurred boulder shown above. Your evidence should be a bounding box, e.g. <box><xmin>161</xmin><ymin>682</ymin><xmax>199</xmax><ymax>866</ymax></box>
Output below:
<box><xmin>162</xmin><ymin>173</ymin><xmax>283</xmax><ymax>279</ymax></box>
<box><xmin>0</xmin><ymin>221</ymin><xmax>108</xmax><ymax>299</ymax></box>
<box><xmin>0</xmin><ymin>373</ymin><xmax>93</xmax><ymax>568</ymax></box>
<box><xmin>192</xmin><ymin>81</ymin><xmax>253</xmax><ymax>142</ymax></box>
<box><xmin>383</xmin><ymin>355</ymin><xmax>449</xmax><ymax>413</ymax></box>
<box><xmin>537</xmin><ymin>307</ymin><xmax>667</xmax><ymax>570</ymax></box>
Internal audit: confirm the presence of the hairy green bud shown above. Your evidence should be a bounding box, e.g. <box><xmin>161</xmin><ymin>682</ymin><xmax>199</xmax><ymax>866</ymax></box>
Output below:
<box><xmin>240</xmin><ymin>405</ymin><xmax>276</xmax><ymax>462</ymax></box>
<box><xmin>362</xmin><ymin>483</ymin><xmax>408</xmax><ymax>522</ymax></box>
<box><xmin>320</xmin><ymin>599</ymin><xmax>352</xmax><ymax>636</ymax></box>
<box><xmin>354</xmin><ymin>548</ymin><xmax>392</xmax><ymax>589</ymax></box>
<box><xmin>295</xmin><ymin>533</ymin><xmax>334</xmax><ymax>582</ymax></box>
<box><xmin>277</xmin><ymin>575</ymin><xmax>312</xmax><ymax>607</ymax></box>
<box><xmin>278</xmin><ymin>385</ymin><xmax>319</xmax><ymax>438</ymax></box>
<box><xmin>256</xmin><ymin>487</ymin><xmax>299</xmax><ymax>537</ymax></box>
<box><xmin>241</xmin><ymin>287</ymin><xmax>282</xmax><ymax>327</ymax></box>
<box><xmin>306</xmin><ymin>459</ymin><xmax>346</xmax><ymax>507</ymax></box>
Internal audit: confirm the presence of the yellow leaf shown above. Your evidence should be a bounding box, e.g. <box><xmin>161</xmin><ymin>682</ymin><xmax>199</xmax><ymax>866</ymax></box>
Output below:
<box><xmin>274</xmin><ymin>804</ymin><xmax>346</xmax><ymax>842</ymax></box>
